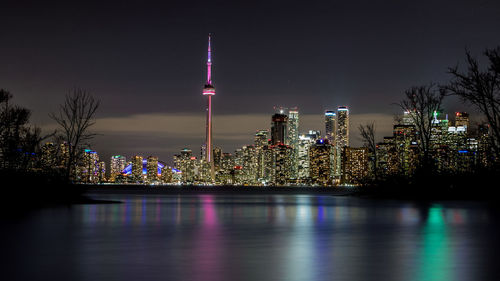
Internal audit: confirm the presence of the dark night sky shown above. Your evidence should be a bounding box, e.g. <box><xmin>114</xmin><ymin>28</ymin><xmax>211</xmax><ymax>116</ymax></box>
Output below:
<box><xmin>1</xmin><ymin>0</ymin><xmax>499</xmax><ymax>165</ymax></box>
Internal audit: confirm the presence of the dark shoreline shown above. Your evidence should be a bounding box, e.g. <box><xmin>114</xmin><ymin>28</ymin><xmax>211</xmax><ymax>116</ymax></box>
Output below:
<box><xmin>83</xmin><ymin>184</ymin><xmax>499</xmax><ymax>204</ymax></box>
<box><xmin>84</xmin><ymin>184</ymin><xmax>356</xmax><ymax>196</ymax></box>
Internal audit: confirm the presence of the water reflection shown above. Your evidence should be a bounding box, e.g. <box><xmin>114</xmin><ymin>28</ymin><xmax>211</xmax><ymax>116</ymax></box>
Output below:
<box><xmin>22</xmin><ymin>194</ymin><xmax>493</xmax><ymax>281</ymax></box>
<box><xmin>416</xmin><ymin>206</ymin><xmax>451</xmax><ymax>281</ymax></box>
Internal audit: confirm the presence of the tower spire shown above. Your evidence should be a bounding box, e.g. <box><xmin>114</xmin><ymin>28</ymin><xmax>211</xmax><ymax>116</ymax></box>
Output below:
<box><xmin>207</xmin><ymin>33</ymin><xmax>212</xmax><ymax>85</ymax></box>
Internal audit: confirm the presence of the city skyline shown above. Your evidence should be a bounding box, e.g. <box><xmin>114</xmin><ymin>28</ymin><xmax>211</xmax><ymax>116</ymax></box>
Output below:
<box><xmin>1</xmin><ymin>1</ymin><xmax>499</xmax><ymax>163</ymax></box>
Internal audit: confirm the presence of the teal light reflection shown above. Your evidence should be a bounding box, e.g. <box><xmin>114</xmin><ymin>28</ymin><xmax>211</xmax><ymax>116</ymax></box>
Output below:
<box><xmin>415</xmin><ymin>206</ymin><xmax>453</xmax><ymax>281</ymax></box>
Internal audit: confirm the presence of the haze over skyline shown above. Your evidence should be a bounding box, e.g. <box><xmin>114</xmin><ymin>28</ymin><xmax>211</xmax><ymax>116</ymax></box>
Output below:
<box><xmin>1</xmin><ymin>0</ymin><xmax>499</xmax><ymax>163</ymax></box>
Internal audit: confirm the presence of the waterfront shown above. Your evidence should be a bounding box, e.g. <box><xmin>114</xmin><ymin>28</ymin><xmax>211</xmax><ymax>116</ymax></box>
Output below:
<box><xmin>2</xmin><ymin>193</ymin><xmax>499</xmax><ymax>281</ymax></box>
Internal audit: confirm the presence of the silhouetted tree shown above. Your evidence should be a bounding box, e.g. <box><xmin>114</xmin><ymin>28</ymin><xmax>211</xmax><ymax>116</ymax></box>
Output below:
<box><xmin>50</xmin><ymin>88</ymin><xmax>100</xmax><ymax>182</ymax></box>
<box><xmin>397</xmin><ymin>84</ymin><xmax>445</xmax><ymax>168</ymax></box>
<box><xmin>446</xmin><ymin>47</ymin><xmax>500</xmax><ymax>162</ymax></box>
<box><xmin>0</xmin><ymin>89</ymin><xmax>43</xmax><ymax>170</ymax></box>
<box><xmin>358</xmin><ymin>122</ymin><xmax>378</xmax><ymax>180</ymax></box>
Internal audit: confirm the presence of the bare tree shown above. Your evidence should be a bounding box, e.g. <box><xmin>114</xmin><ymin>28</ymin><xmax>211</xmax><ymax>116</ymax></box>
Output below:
<box><xmin>445</xmin><ymin>48</ymin><xmax>500</xmax><ymax>161</ymax></box>
<box><xmin>1</xmin><ymin>89</ymin><xmax>45</xmax><ymax>170</ymax></box>
<box><xmin>397</xmin><ymin>84</ymin><xmax>445</xmax><ymax>167</ymax></box>
<box><xmin>358</xmin><ymin>122</ymin><xmax>378</xmax><ymax>180</ymax></box>
<box><xmin>50</xmin><ymin>89</ymin><xmax>100</xmax><ymax>182</ymax></box>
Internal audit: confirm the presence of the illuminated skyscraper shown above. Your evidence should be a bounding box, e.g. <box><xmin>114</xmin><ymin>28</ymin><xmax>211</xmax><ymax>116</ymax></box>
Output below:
<box><xmin>336</xmin><ymin>106</ymin><xmax>349</xmax><ymax>178</ymax></box>
<box><xmin>98</xmin><ymin>161</ymin><xmax>106</xmax><ymax>182</ymax></box>
<box><xmin>272</xmin><ymin>143</ymin><xmax>293</xmax><ymax>185</ymax></box>
<box><xmin>59</xmin><ymin>142</ymin><xmax>70</xmax><ymax>168</ymax></box>
<box><xmin>202</xmin><ymin>34</ymin><xmax>216</xmax><ymax>182</ymax></box>
<box><xmin>309</xmin><ymin>139</ymin><xmax>334</xmax><ymax>185</ymax></box>
<box><xmin>131</xmin><ymin>155</ymin><xmax>143</xmax><ymax>182</ymax></box>
<box><xmin>325</xmin><ymin>111</ymin><xmax>336</xmax><ymax>145</ymax></box>
<box><xmin>41</xmin><ymin>142</ymin><xmax>56</xmax><ymax>169</ymax></box>
<box><xmin>287</xmin><ymin>108</ymin><xmax>299</xmax><ymax>180</ymax></box>
<box><xmin>254</xmin><ymin>129</ymin><xmax>269</xmax><ymax>180</ymax></box>
<box><xmin>297</xmin><ymin>133</ymin><xmax>319</xmax><ymax>182</ymax></box>
<box><xmin>287</xmin><ymin>108</ymin><xmax>299</xmax><ymax>146</ymax></box>
<box><xmin>80</xmin><ymin>149</ymin><xmax>99</xmax><ymax>183</ymax></box>
<box><xmin>146</xmin><ymin>156</ymin><xmax>159</xmax><ymax>183</ymax></box>
<box><xmin>213</xmin><ymin>146</ymin><xmax>222</xmax><ymax>171</ymax></box>
<box><xmin>271</xmin><ymin>113</ymin><xmax>288</xmax><ymax>145</ymax></box>
<box><xmin>342</xmin><ymin>147</ymin><xmax>369</xmax><ymax>184</ymax></box>
<box><xmin>110</xmin><ymin>155</ymin><xmax>126</xmax><ymax>182</ymax></box>
<box><xmin>161</xmin><ymin>166</ymin><xmax>173</xmax><ymax>183</ymax></box>
<box><xmin>455</xmin><ymin>112</ymin><xmax>469</xmax><ymax>131</ymax></box>
<box><xmin>174</xmin><ymin>148</ymin><xmax>196</xmax><ymax>183</ymax></box>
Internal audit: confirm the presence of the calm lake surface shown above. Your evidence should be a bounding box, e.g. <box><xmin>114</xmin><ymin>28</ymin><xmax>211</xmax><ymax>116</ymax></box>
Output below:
<box><xmin>2</xmin><ymin>193</ymin><xmax>499</xmax><ymax>281</ymax></box>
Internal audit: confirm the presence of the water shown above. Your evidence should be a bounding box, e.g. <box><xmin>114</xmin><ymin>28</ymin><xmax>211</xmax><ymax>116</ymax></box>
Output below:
<box><xmin>2</xmin><ymin>194</ymin><xmax>499</xmax><ymax>281</ymax></box>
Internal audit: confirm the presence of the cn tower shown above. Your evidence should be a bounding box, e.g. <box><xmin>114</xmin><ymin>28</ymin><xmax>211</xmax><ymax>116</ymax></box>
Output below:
<box><xmin>202</xmin><ymin>34</ymin><xmax>215</xmax><ymax>181</ymax></box>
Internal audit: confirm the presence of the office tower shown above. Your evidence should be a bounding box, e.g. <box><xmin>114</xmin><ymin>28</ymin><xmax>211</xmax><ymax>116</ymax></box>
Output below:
<box><xmin>213</xmin><ymin>146</ymin><xmax>222</xmax><ymax>171</ymax></box>
<box><xmin>174</xmin><ymin>148</ymin><xmax>196</xmax><ymax>183</ymax></box>
<box><xmin>80</xmin><ymin>149</ymin><xmax>99</xmax><ymax>183</ymax></box>
<box><xmin>146</xmin><ymin>156</ymin><xmax>159</xmax><ymax>183</ymax></box>
<box><xmin>402</xmin><ymin>110</ymin><xmax>417</xmax><ymax>126</ymax></box>
<box><xmin>161</xmin><ymin>166</ymin><xmax>173</xmax><ymax>183</ymax></box>
<box><xmin>254</xmin><ymin>129</ymin><xmax>269</xmax><ymax>180</ymax></box>
<box><xmin>336</xmin><ymin>106</ymin><xmax>349</xmax><ymax>178</ymax></box>
<box><xmin>218</xmin><ymin>152</ymin><xmax>234</xmax><ymax>184</ymax></box>
<box><xmin>254</xmin><ymin>130</ymin><xmax>269</xmax><ymax>147</ymax></box>
<box><xmin>341</xmin><ymin>147</ymin><xmax>369</xmax><ymax>184</ymax></box>
<box><xmin>287</xmin><ymin>108</ymin><xmax>299</xmax><ymax>146</ymax></box>
<box><xmin>325</xmin><ymin>111</ymin><xmax>336</xmax><ymax>145</ymax></box>
<box><xmin>271</xmin><ymin>113</ymin><xmax>288</xmax><ymax>145</ymax></box>
<box><xmin>272</xmin><ymin>143</ymin><xmax>293</xmax><ymax>185</ymax></box>
<box><xmin>239</xmin><ymin>145</ymin><xmax>258</xmax><ymax>185</ymax></box>
<box><xmin>287</xmin><ymin>108</ymin><xmax>299</xmax><ymax>180</ymax></box>
<box><xmin>98</xmin><ymin>161</ymin><xmax>106</xmax><ymax>182</ymax></box>
<box><xmin>60</xmin><ymin>142</ymin><xmax>70</xmax><ymax>168</ymax></box>
<box><xmin>455</xmin><ymin>112</ymin><xmax>469</xmax><ymax>131</ymax></box>
<box><xmin>131</xmin><ymin>155</ymin><xmax>143</xmax><ymax>182</ymax></box>
<box><xmin>297</xmin><ymin>134</ymin><xmax>314</xmax><ymax>182</ymax></box>
<box><xmin>40</xmin><ymin>142</ymin><xmax>56</xmax><ymax>169</ymax></box>
<box><xmin>336</xmin><ymin>106</ymin><xmax>349</xmax><ymax>149</ymax></box>
<box><xmin>393</xmin><ymin>123</ymin><xmax>418</xmax><ymax>174</ymax></box>
<box><xmin>202</xmin><ymin>34</ymin><xmax>216</xmax><ymax>182</ymax></box>
<box><xmin>110</xmin><ymin>155</ymin><xmax>126</xmax><ymax>182</ymax></box>
<box><xmin>309</xmin><ymin>139</ymin><xmax>334</xmax><ymax>185</ymax></box>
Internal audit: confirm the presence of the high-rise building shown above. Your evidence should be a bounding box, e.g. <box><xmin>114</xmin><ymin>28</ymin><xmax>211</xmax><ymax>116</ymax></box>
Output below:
<box><xmin>309</xmin><ymin>139</ymin><xmax>334</xmax><ymax>185</ymax></box>
<box><xmin>174</xmin><ymin>148</ymin><xmax>196</xmax><ymax>183</ymax></box>
<box><xmin>297</xmin><ymin>133</ymin><xmax>318</xmax><ymax>183</ymax></box>
<box><xmin>110</xmin><ymin>155</ymin><xmax>126</xmax><ymax>182</ymax></box>
<box><xmin>240</xmin><ymin>145</ymin><xmax>258</xmax><ymax>185</ymax></box>
<box><xmin>271</xmin><ymin>113</ymin><xmax>288</xmax><ymax>145</ymax></box>
<box><xmin>131</xmin><ymin>155</ymin><xmax>143</xmax><ymax>182</ymax></box>
<box><xmin>41</xmin><ymin>142</ymin><xmax>56</xmax><ymax>169</ymax></box>
<box><xmin>161</xmin><ymin>166</ymin><xmax>173</xmax><ymax>184</ymax></box>
<box><xmin>146</xmin><ymin>156</ymin><xmax>159</xmax><ymax>183</ymax></box>
<box><xmin>325</xmin><ymin>111</ymin><xmax>336</xmax><ymax>145</ymax></box>
<box><xmin>217</xmin><ymin>152</ymin><xmax>234</xmax><ymax>184</ymax></box>
<box><xmin>213</xmin><ymin>146</ymin><xmax>222</xmax><ymax>171</ymax></box>
<box><xmin>202</xmin><ymin>34</ymin><xmax>216</xmax><ymax>182</ymax></box>
<box><xmin>80</xmin><ymin>149</ymin><xmax>99</xmax><ymax>183</ymax></box>
<box><xmin>455</xmin><ymin>112</ymin><xmax>469</xmax><ymax>131</ymax></box>
<box><xmin>98</xmin><ymin>161</ymin><xmax>106</xmax><ymax>182</ymax></box>
<box><xmin>287</xmin><ymin>108</ymin><xmax>299</xmax><ymax>146</ymax></box>
<box><xmin>272</xmin><ymin>143</ymin><xmax>293</xmax><ymax>185</ymax></box>
<box><xmin>402</xmin><ymin>110</ymin><xmax>416</xmax><ymax>126</ymax></box>
<box><xmin>287</xmin><ymin>108</ymin><xmax>299</xmax><ymax>180</ymax></box>
<box><xmin>336</xmin><ymin>106</ymin><xmax>349</xmax><ymax>178</ymax></box>
<box><xmin>59</xmin><ymin>142</ymin><xmax>70</xmax><ymax>168</ymax></box>
<box><xmin>342</xmin><ymin>147</ymin><xmax>369</xmax><ymax>184</ymax></box>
